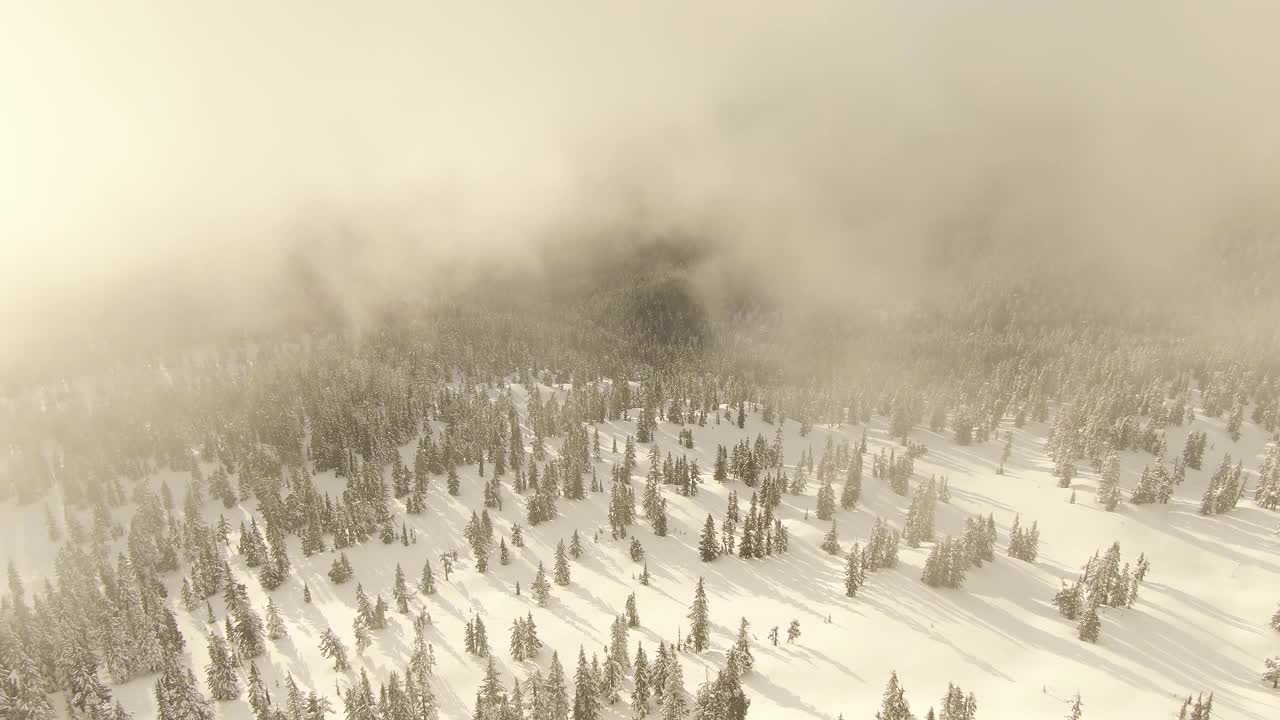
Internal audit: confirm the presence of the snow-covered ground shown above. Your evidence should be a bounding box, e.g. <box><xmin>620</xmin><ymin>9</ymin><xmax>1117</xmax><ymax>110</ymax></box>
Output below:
<box><xmin>4</xmin><ymin>385</ymin><xmax>1278</xmax><ymax>719</ymax></box>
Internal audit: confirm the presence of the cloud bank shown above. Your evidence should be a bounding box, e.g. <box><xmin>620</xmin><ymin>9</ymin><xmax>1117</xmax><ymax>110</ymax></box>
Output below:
<box><xmin>2</xmin><ymin>1</ymin><xmax>1278</xmax><ymax>377</ymax></box>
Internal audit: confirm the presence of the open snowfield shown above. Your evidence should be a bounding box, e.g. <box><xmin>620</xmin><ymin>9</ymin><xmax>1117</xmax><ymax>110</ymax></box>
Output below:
<box><xmin>4</xmin><ymin>384</ymin><xmax>1278</xmax><ymax>719</ymax></box>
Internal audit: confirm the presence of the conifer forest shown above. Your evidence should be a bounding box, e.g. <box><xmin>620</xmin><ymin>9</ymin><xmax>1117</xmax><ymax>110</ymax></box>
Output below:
<box><xmin>3</xmin><ymin>3</ymin><xmax>1280</xmax><ymax>719</ymax></box>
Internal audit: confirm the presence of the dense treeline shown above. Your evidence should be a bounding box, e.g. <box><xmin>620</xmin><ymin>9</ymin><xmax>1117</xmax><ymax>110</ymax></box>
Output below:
<box><xmin>2</xmin><ymin>246</ymin><xmax>1279</xmax><ymax>718</ymax></box>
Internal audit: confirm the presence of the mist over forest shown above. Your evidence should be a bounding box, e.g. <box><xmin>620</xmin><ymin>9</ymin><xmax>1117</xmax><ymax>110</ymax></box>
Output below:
<box><xmin>2</xmin><ymin>4</ymin><xmax>1280</xmax><ymax>720</ymax></box>
<box><xmin>4</xmin><ymin>1</ymin><xmax>1280</xmax><ymax>381</ymax></box>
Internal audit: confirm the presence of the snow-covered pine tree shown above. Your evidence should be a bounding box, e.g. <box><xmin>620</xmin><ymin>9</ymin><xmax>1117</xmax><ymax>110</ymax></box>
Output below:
<box><xmin>837</xmin><ymin>460</ymin><xmax>863</xmax><ymax>515</ymax></box>
<box><xmin>265</xmin><ymin>598</ymin><xmax>288</xmax><ymax>640</ymax></box>
<box><xmin>554</xmin><ymin>541</ymin><xmax>572</xmax><ymax>586</ymax></box>
<box><xmin>845</xmin><ymin>542</ymin><xmax>865</xmax><ymax>597</ymax></box>
<box><xmin>319</xmin><ymin>627</ymin><xmax>349</xmax><ymax>671</ymax></box>
<box><xmin>688</xmin><ymin>577</ymin><xmax>711</xmax><ymax>653</ymax></box>
<box><xmin>1077</xmin><ymin>602</ymin><xmax>1101</xmax><ymax>643</ymax></box>
<box><xmin>204</xmin><ymin>633</ymin><xmax>240</xmax><ymax>701</ymax></box>
<box><xmin>874</xmin><ymin>671</ymin><xmax>912</xmax><ymax>720</ymax></box>
<box><xmin>572</xmin><ymin>646</ymin><xmax>599</xmax><ymax>720</ymax></box>
<box><xmin>1097</xmin><ymin>448</ymin><xmax>1122</xmax><ymax>511</ymax></box>
<box><xmin>532</xmin><ymin>563</ymin><xmax>552</xmax><ymax>606</ymax></box>
<box><xmin>821</xmin><ymin>519</ymin><xmax>841</xmax><ymax>555</ymax></box>
<box><xmin>699</xmin><ymin>514</ymin><xmax>720</xmax><ymax>561</ymax></box>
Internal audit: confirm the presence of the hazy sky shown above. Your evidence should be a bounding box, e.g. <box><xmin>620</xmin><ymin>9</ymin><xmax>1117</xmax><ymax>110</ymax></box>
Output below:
<box><xmin>2</xmin><ymin>2</ymin><xmax>1279</xmax><ymax>370</ymax></box>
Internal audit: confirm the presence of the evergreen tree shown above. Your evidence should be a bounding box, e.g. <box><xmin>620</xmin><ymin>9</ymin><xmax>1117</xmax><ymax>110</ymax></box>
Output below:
<box><xmin>266</xmin><ymin>598</ymin><xmax>288</xmax><ymax>640</ymax></box>
<box><xmin>660</xmin><ymin>650</ymin><xmax>687</xmax><ymax>720</ymax></box>
<box><xmin>699</xmin><ymin>515</ymin><xmax>720</xmax><ymax>562</ymax></box>
<box><xmin>572</xmin><ymin>647</ymin><xmax>599</xmax><ymax>720</ymax></box>
<box><xmin>874</xmin><ymin>672</ymin><xmax>912</xmax><ymax>720</ymax></box>
<box><xmin>540</xmin><ymin>651</ymin><xmax>571</xmax><ymax>720</ymax></box>
<box><xmin>626</xmin><ymin>592</ymin><xmax>640</xmax><ymax>627</ymax></box>
<box><xmin>1264</xmin><ymin>656</ymin><xmax>1280</xmax><ymax>689</ymax></box>
<box><xmin>732</xmin><ymin>617</ymin><xmax>755</xmax><ymax>674</ymax></box>
<box><xmin>204</xmin><ymin>633</ymin><xmax>240</xmax><ymax>701</ymax></box>
<box><xmin>475</xmin><ymin>656</ymin><xmax>506</xmax><ymax>719</ymax></box>
<box><xmin>246</xmin><ymin>661</ymin><xmax>272</xmax><ymax>720</ymax></box>
<box><xmin>1078</xmin><ymin>603</ymin><xmax>1101</xmax><ymax>643</ymax></box>
<box><xmin>319</xmin><ymin>627</ymin><xmax>350</xmax><ymax>671</ymax></box>
<box><xmin>842</xmin><ymin>459</ymin><xmax>863</xmax><ymax>510</ymax></box>
<box><xmin>1097</xmin><ymin>449</ymin><xmax>1122</xmax><ymax>511</ymax></box>
<box><xmin>688</xmin><ymin>577</ymin><xmax>711</xmax><ymax>653</ymax></box>
<box><xmin>554</xmin><ymin>541</ymin><xmax>572</xmax><ymax>586</ymax></box>
<box><xmin>154</xmin><ymin>653</ymin><xmax>214</xmax><ymax>720</ymax></box>
<box><xmin>393</xmin><ymin>564</ymin><xmax>411</xmax><ymax>613</ymax></box>
<box><xmin>419</xmin><ymin>559</ymin><xmax>436</xmax><ymax>595</ymax></box>
<box><xmin>821</xmin><ymin>520</ymin><xmax>842</xmax><ymax>555</ymax></box>
<box><xmin>630</xmin><ymin>537</ymin><xmax>645</xmax><ymax>562</ymax></box>
<box><xmin>845</xmin><ymin>543</ymin><xmax>865</xmax><ymax>597</ymax></box>
<box><xmin>631</xmin><ymin>644</ymin><xmax>651</xmax><ymax>718</ymax></box>
<box><xmin>354</xmin><ymin>615</ymin><xmax>372</xmax><ymax>656</ymax></box>
<box><xmin>816</xmin><ymin>473</ymin><xmax>836</xmax><ymax>521</ymax></box>
<box><xmin>532</xmin><ymin>563</ymin><xmax>552</xmax><ymax>607</ymax></box>
<box><xmin>328</xmin><ymin>552</ymin><xmax>354</xmax><ymax>584</ymax></box>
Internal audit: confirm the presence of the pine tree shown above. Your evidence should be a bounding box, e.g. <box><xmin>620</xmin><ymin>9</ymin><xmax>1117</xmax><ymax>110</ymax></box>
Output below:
<box><xmin>625</xmin><ymin>592</ymin><xmax>640</xmax><ymax>627</ymax></box>
<box><xmin>1097</xmin><ymin>448</ymin><xmax>1122</xmax><ymax>511</ymax></box>
<box><xmin>1078</xmin><ymin>603</ymin><xmax>1101</xmax><ymax>643</ymax></box>
<box><xmin>390</xmin><ymin>564</ymin><xmax>411</xmax><ymax>614</ymax></box>
<box><xmin>842</xmin><ymin>459</ymin><xmax>863</xmax><ymax>510</ymax></box>
<box><xmin>572</xmin><ymin>647</ymin><xmax>599</xmax><ymax>720</ymax></box>
<box><xmin>473</xmin><ymin>615</ymin><xmax>490</xmax><ymax>657</ymax></box>
<box><xmin>554</xmin><ymin>541</ymin><xmax>572</xmax><ymax>586</ymax></box>
<box><xmin>354</xmin><ymin>615</ymin><xmax>372</xmax><ymax>655</ymax></box>
<box><xmin>732</xmin><ymin>617</ymin><xmax>755</xmax><ymax>674</ymax></box>
<box><xmin>632</xmin><ymin>644</ymin><xmax>651</xmax><ymax>717</ymax></box>
<box><xmin>902</xmin><ymin>481</ymin><xmax>936</xmax><ymax>549</ymax></box>
<box><xmin>246</xmin><ymin>661</ymin><xmax>272</xmax><ymax>720</ymax></box>
<box><xmin>660</xmin><ymin>650</ymin><xmax>687</xmax><ymax>720</ymax></box>
<box><xmin>225</xmin><ymin>581</ymin><xmax>266</xmax><ymax>659</ymax></box>
<box><xmin>874</xmin><ymin>671</ymin><xmax>912</xmax><ymax>720</ymax></box>
<box><xmin>64</xmin><ymin>642</ymin><xmax>111</xmax><ymax>715</ymax></box>
<box><xmin>532</xmin><ymin>563</ymin><xmax>552</xmax><ymax>607</ymax></box>
<box><xmin>845</xmin><ymin>543</ymin><xmax>865</xmax><ymax>597</ymax></box>
<box><xmin>937</xmin><ymin>683</ymin><xmax>976</xmax><ymax>720</ymax></box>
<box><xmin>447</xmin><ymin>466</ymin><xmax>461</xmax><ymax>496</ymax></box>
<box><xmin>319</xmin><ymin>627</ymin><xmax>350</xmax><ymax>671</ymax></box>
<box><xmin>1264</xmin><ymin>656</ymin><xmax>1280</xmax><ymax>689</ymax></box>
<box><xmin>266</xmin><ymin>598</ymin><xmax>288</xmax><ymax>640</ymax></box>
<box><xmin>475</xmin><ymin>656</ymin><xmax>506</xmax><ymax>718</ymax></box>
<box><xmin>204</xmin><ymin>633</ymin><xmax>240</xmax><ymax>701</ymax></box>
<box><xmin>816</xmin><ymin>473</ymin><xmax>836</xmax><ymax>521</ymax></box>
<box><xmin>688</xmin><ymin>577</ymin><xmax>711</xmax><ymax>653</ymax></box>
<box><xmin>541</xmin><ymin>651</ymin><xmax>571</xmax><ymax>720</ymax></box>
<box><xmin>699</xmin><ymin>515</ymin><xmax>720</xmax><ymax>562</ymax></box>
<box><xmin>328</xmin><ymin>552</ymin><xmax>354</xmax><ymax>584</ymax></box>
<box><xmin>419</xmin><ymin>559</ymin><xmax>436</xmax><ymax>594</ymax></box>
<box><xmin>821</xmin><ymin>520</ymin><xmax>842</xmax><ymax>555</ymax></box>
<box><xmin>155</xmin><ymin>660</ymin><xmax>215</xmax><ymax>720</ymax></box>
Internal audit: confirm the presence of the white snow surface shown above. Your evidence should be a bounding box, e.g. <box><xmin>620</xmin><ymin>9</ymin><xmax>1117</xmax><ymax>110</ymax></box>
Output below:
<box><xmin>3</xmin><ymin>384</ymin><xmax>1278</xmax><ymax>719</ymax></box>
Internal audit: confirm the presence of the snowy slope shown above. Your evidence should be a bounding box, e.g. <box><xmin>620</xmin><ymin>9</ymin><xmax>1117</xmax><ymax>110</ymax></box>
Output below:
<box><xmin>3</xmin><ymin>385</ymin><xmax>1278</xmax><ymax>719</ymax></box>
